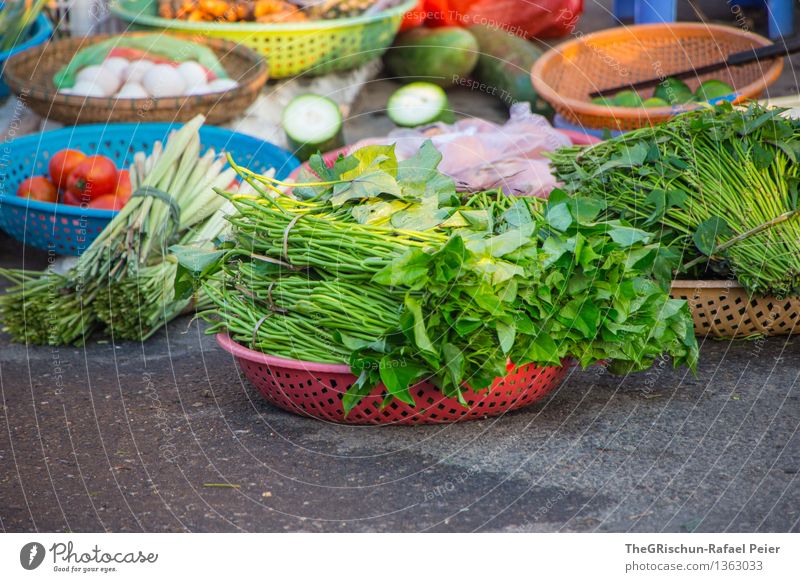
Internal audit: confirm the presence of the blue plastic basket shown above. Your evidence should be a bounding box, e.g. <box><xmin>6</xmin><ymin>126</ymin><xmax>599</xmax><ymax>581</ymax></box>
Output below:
<box><xmin>0</xmin><ymin>12</ymin><xmax>53</xmax><ymax>98</ymax></box>
<box><xmin>0</xmin><ymin>123</ymin><xmax>298</xmax><ymax>255</ymax></box>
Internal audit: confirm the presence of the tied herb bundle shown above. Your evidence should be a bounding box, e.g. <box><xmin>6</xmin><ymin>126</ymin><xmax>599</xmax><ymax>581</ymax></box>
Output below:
<box><xmin>549</xmin><ymin>102</ymin><xmax>800</xmax><ymax>296</ymax></box>
<box><xmin>0</xmin><ymin>115</ymin><xmax>240</xmax><ymax>344</ymax></box>
<box><xmin>183</xmin><ymin>142</ymin><xmax>698</xmax><ymax>412</ymax></box>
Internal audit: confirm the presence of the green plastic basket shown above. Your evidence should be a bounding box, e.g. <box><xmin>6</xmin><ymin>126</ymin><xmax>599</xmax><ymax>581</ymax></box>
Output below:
<box><xmin>110</xmin><ymin>0</ymin><xmax>415</xmax><ymax>78</ymax></box>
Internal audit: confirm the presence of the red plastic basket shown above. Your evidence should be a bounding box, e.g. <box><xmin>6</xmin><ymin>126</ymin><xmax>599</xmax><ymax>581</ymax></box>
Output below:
<box><xmin>217</xmin><ymin>334</ymin><xmax>569</xmax><ymax>425</ymax></box>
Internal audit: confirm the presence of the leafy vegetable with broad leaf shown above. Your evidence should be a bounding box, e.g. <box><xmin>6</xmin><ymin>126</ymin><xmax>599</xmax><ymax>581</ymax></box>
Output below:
<box><xmin>183</xmin><ymin>142</ymin><xmax>698</xmax><ymax>413</ymax></box>
<box><xmin>550</xmin><ymin>102</ymin><xmax>800</xmax><ymax>296</ymax></box>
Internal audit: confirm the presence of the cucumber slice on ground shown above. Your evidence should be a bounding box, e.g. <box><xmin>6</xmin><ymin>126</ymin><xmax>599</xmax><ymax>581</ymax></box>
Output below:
<box><xmin>282</xmin><ymin>93</ymin><xmax>344</xmax><ymax>161</ymax></box>
<box><xmin>387</xmin><ymin>82</ymin><xmax>454</xmax><ymax>128</ymax></box>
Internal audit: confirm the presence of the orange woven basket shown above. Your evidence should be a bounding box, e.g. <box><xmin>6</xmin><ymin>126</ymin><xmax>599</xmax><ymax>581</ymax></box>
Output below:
<box><xmin>669</xmin><ymin>280</ymin><xmax>800</xmax><ymax>339</ymax></box>
<box><xmin>531</xmin><ymin>23</ymin><xmax>783</xmax><ymax>131</ymax></box>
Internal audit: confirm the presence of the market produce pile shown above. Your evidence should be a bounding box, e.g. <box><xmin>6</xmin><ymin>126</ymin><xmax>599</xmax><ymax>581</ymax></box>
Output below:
<box><xmin>592</xmin><ymin>78</ymin><xmax>735</xmax><ymax>108</ymax></box>
<box><xmin>157</xmin><ymin>0</ymin><xmax>401</xmax><ymax>22</ymax></box>
<box><xmin>550</xmin><ymin>103</ymin><xmax>800</xmax><ymax>297</ymax></box>
<box><xmin>54</xmin><ymin>36</ymin><xmax>237</xmax><ymax>100</ymax></box>
<box><xmin>0</xmin><ymin>116</ymin><xmax>244</xmax><ymax>344</ymax></box>
<box><xmin>182</xmin><ymin>143</ymin><xmax>699</xmax><ymax>411</ymax></box>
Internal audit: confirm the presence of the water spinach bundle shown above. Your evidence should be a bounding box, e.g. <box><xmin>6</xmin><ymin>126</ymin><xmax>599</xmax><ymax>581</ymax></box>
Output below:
<box><xmin>550</xmin><ymin>103</ymin><xmax>800</xmax><ymax>296</ymax></box>
<box><xmin>183</xmin><ymin>142</ymin><xmax>698</xmax><ymax>412</ymax></box>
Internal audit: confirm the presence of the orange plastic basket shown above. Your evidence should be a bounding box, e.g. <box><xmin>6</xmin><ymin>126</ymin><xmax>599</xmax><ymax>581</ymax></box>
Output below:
<box><xmin>531</xmin><ymin>23</ymin><xmax>783</xmax><ymax>131</ymax></box>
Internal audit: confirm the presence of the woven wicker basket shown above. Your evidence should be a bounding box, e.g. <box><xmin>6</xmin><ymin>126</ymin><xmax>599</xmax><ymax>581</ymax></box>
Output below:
<box><xmin>531</xmin><ymin>23</ymin><xmax>783</xmax><ymax>132</ymax></box>
<box><xmin>111</xmin><ymin>0</ymin><xmax>415</xmax><ymax>79</ymax></box>
<box><xmin>2</xmin><ymin>33</ymin><xmax>268</xmax><ymax>125</ymax></box>
<box><xmin>670</xmin><ymin>280</ymin><xmax>800</xmax><ymax>338</ymax></box>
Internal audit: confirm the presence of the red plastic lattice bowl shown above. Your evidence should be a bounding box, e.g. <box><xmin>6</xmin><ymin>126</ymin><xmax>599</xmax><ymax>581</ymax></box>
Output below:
<box><xmin>217</xmin><ymin>334</ymin><xmax>569</xmax><ymax>425</ymax></box>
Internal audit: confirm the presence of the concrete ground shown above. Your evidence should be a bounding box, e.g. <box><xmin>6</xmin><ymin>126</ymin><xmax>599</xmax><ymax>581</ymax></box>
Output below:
<box><xmin>1</xmin><ymin>1</ymin><xmax>799</xmax><ymax>532</ymax></box>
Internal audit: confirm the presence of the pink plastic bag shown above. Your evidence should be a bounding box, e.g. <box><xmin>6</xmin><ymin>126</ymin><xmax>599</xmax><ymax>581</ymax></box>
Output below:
<box><xmin>355</xmin><ymin>103</ymin><xmax>571</xmax><ymax>197</ymax></box>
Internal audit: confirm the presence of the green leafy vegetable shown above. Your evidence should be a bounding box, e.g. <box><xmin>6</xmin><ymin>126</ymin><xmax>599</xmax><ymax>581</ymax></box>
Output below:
<box><xmin>550</xmin><ymin>102</ymin><xmax>800</xmax><ymax>296</ymax></box>
<box><xmin>189</xmin><ymin>143</ymin><xmax>698</xmax><ymax>413</ymax></box>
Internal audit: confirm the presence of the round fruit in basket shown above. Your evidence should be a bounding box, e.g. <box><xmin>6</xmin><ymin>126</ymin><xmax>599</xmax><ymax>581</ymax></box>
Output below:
<box><xmin>48</xmin><ymin>149</ymin><xmax>87</xmax><ymax>189</ymax></box>
<box><xmin>16</xmin><ymin>176</ymin><xmax>58</xmax><ymax>203</ymax></box>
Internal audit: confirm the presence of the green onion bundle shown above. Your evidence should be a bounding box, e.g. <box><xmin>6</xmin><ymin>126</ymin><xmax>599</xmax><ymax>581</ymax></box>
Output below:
<box><xmin>549</xmin><ymin>103</ymin><xmax>800</xmax><ymax>296</ymax></box>
<box><xmin>0</xmin><ymin>115</ymin><xmax>240</xmax><ymax>344</ymax></box>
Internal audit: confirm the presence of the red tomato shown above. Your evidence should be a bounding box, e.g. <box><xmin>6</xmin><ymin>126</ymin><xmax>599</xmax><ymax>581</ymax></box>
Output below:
<box><xmin>62</xmin><ymin>189</ymin><xmax>89</xmax><ymax>206</ymax></box>
<box><xmin>65</xmin><ymin>155</ymin><xmax>118</xmax><ymax>199</ymax></box>
<box><xmin>48</xmin><ymin>149</ymin><xmax>87</xmax><ymax>190</ymax></box>
<box><xmin>17</xmin><ymin>176</ymin><xmax>58</xmax><ymax>203</ymax></box>
<box><xmin>88</xmin><ymin>194</ymin><xmax>126</xmax><ymax>211</ymax></box>
<box><xmin>115</xmin><ymin>169</ymin><xmax>132</xmax><ymax>202</ymax></box>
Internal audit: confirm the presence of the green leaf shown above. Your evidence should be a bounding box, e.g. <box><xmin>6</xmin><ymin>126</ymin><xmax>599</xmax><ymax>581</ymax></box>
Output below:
<box><xmin>643</xmin><ymin>188</ymin><xmax>666</xmax><ymax>225</ymax></box>
<box><xmin>330</xmin><ymin>170</ymin><xmax>401</xmax><ymax>206</ymax></box>
<box><xmin>496</xmin><ymin>320</ymin><xmax>516</xmax><ymax>354</ymax></box>
<box><xmin>592</xmin><ymin>142</ymin><xmax>648</xmax><ymax>175</ymax></box>
<box><xmin>526</xmin><ymin>333</ymin><xmax>561</xmax><ymax>365</ymax></box>
<box><xmin>351</xmin><ymin>200</ymin><xmax>408</xmax><ymax>225</ymax></box>
<box><xmin>307</xmin><ymin>152</ymin><xmax>337</xmax><ymax>181</ymax></box>
<box><xmin>468</xmin><ymin>223</ymin><xmax>535</xmax><ymax>258</ymax></box>
<box><xmin>372</xmin><ymin>249</ymin><xmax>431</xmax><ymax>288</ymax></box>
<box><xmin>608</xmin><ymin>225</ymin><xmax>652</xmax><ymax>247</ymax></box>
<box><xmin>379</xmin><ymin>357</ymin><xmax>424</xmax><ymax>405</ymax></box>
<box><xmin>340</xmin><ymin>144</ymin><xmax>398</xmax><ymax>179</ymax></box>
<box><xmin>545</xmin><ymin>202</ymin><xmax>573</xmax><ymax>231</ymax></box>
<box><xmin>390</xmin><ymin>197</ymin><xmax>450</xmax><ymax>231</ymax></box>
<box><xmin>667</xmin><ymin>189</ymin><xmax>688</xmax><ymax>209</ymax></box>
<box><xmin>693</xmin><ymin>216</ymin><xmax>733</xmax><ymax>256</ymax></box>
<box><xmin>442</xmin><ymin>343</ymin><xmax>465</xmax><ymax>388</ymax></box>
<box><xmin>396</xmin><ymin>140</ymin><xmax>442</xmax><ymax>182</ymax></box>
<box><xmin>343</xmin><ymin>370</ymin><xmax>377</xmax><ymax>414</ymax></box>
<box><xmin>751</xmin><ymin>141</ymin><xmax>774</xmax><ymax>170</ymax></box>
<box><xmin>502</xmin><ymin>200</ymin><xmax>534</xmax><ymax>228</ymax></box>
<box><xmin>568</xmin><ymin>197</ymin><xmax>606</xmax><ymax>223</ymax></box>
<box><xmin>170</xmin><ymin>245</ymin><xmax>226</xmax><ymax>274</ymax></box>
<box><xmin>405</xmin><ymin>296</ymin><xmax>436</xmax><ymax>355</ymax></box>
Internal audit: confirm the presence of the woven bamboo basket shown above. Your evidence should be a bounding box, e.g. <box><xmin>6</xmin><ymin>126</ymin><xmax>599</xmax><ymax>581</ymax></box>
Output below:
<box><xmin>670</xmin><ymin>280</ymin><xmax>800</xmax><ymax>338</ymax></box>
<box><xmin>531</xmin><ymin>23</ymin><xmax>783</xmax><ymax>132</ymax></box>
<box><xmin>2</xmin><ymin>33</ymin><xmax>268</xmax><ymax>125</ymax></box>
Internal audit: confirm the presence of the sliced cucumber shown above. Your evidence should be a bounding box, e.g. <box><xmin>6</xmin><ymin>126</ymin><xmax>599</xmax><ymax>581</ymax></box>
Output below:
<box><xmin>282</xmin><ymin>93</ymin><xmax>344</xmax><ymax>161</ymax></box>
<box><xmin>387</xmin><ymin>82</ymin><xmax>454</xmax><ymax>128</ymax></box>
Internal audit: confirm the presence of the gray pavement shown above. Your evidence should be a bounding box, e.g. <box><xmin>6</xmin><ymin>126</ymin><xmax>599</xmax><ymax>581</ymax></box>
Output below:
<box><xmin>1</xmin><ymin>1</ymin><xmax>799</xmax><ymax>532</ymax></box>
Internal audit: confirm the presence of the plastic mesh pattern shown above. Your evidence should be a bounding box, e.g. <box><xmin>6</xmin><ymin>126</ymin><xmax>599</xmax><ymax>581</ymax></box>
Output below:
<box><xmin>217</xmin><ymin>334</ymin><xmax>569</xmax><ymax>425</ymax></box>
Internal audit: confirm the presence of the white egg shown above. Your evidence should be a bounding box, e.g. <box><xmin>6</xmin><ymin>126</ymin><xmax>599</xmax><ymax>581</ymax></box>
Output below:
<box><xmin>185</xmin><ymin>83</ymin><xmax>212</xmax><ymax>96</ymax></box>
<box><xmin>65</xmin><ymin>80</ymin><xmax>106</xmax><ymax>98</ymax></box>
<box><xmin>177</xmin><ymin>61</ymin><xmax>208</xmax><ymax>89</ymax></box>
<box><xmin>115</xmin><ymin>82</ymin><xmax>149</xmax><ymax>99</ymax></box>
<box><xmin>75</xmin><ymin>64</ymin><xmax>120</xmax><ymax>96</ymax></box>
<box><xmin>102</xmin><ymin>56</ymin><xmax>130</xmax><ymax>77</ymax></box>
<box><xmin>205</xmin><ymin>78</ymin><xmax>238</xmax><ymax>93</ymax></box>
<box><xmin>123</xmin><ymin>59</ymin><xmax>154</xmax><ymax>83</ymax></box>
<box><xmin>142</xmin><ymin>64</ymin><xmax>186</xmax><ymax>98</ymax></box>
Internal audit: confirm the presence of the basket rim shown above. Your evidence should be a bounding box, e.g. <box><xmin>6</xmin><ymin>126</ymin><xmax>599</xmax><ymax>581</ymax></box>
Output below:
<box><xmin>3</xmin><ymin>32</ymin><xmax>268</xmax><ymax>109</ymax></box>
<box><xmin>670</xmin><ymin>278</ymin><xmax>744</xmax><ymax>290</ymax></box>
<box><xmin>0</xmin><ymin>194</ymin><xmax>118</xmax><ymax>219</ymax></box>
<box><xmin>0</xmin><ymin>122</ymin><xmax>300</xmax><ymax>217</ymax></box>
<box><xmin>0</xmin><ymin>13</ymin><xmax>52</xmax><ymax>59</ymax></box>
<box><xmin>110</xmin><ymin>0</ymin><xmax>417</xmax><ymax>32</ymax></box>
<box><xmin>217</xmin><ymin>332</ymin><xmax>354</xmax><ymax>375</ymax></box>
<box><xmin>531</xmin><ymin>22</ymin><xmax>783</xmax><ymax>124</ymax></box>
